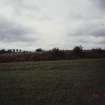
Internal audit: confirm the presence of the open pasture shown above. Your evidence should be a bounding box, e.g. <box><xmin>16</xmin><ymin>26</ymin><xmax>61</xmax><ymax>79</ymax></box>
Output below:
<box><xmin>0</xmin><ymin>59</ymin><xmax>105</xmax><ymax>105</ymax></box>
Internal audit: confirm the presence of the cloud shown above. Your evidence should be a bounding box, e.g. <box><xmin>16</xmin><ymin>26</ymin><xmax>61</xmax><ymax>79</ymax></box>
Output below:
<box><xmin>0</xmin><ymin>21</ymin><xmax>38</xmax><ymax>50</ymax></box>
<box><xmin>6</xmin><ymin>0</ymin><xmax>40</xmax><ymax>14</ymax></box>
<box><xmin>94</xmin><ymin>0</ymin><xmax>105</xmax><ymax>10</ymax></box>
<box><xmin>92</xmin><ymin>29</ymin><xmax>105</xmax><ymax>38</ymax></box>
<box><xmin>68</xmin><ymin>19</ymin><xmax>105</xmax><ymax>37</ymax></box>
<box><xmin>0</xmin><ymin>19</ymin><xmax>36</xmax><ymax>43</ymax></box>
<box><xmin>0</xmin><ymin>0</ymin><xmax>105</xmax><ymax>49</ymax></box>
<box><xmin>0</xmin><ymin>18</ymin><xmax>38</xmax><ymax>50</ymax></box>
<box><xmin>98</xmin><ymin>40</ymin><xmax>105</xmax><ymax>44</ymax></box>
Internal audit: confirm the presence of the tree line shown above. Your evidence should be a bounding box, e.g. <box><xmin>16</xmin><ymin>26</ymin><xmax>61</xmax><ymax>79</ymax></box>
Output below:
<box><xmin>0</xmin><ymin>46</ymin><xmax>105</xmax><ymax>62</ymax></box>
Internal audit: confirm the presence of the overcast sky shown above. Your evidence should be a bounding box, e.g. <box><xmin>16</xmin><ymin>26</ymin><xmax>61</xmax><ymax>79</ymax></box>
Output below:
<box><xmin>0</xmin><ymin>0</ymin><xmax>105</xmax><ymax>50</ymax></box>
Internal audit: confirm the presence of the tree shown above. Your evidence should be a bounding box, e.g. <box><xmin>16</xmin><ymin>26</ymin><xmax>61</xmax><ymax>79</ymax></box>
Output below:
<box><xmin>50</xmin><ymin>48</ymin><xmax>65</xmax><ymax>59</ymax></box>
<box><xmin>0</xmin><ymin>49</ymin><xmax>6</xmax><ymax>54</ymax></box>
<box><xmin>16</xmin><ymin>49</ymin><xmax>19</xmax><ymax>53</ymax></box>
<box><xmin>72</xmin><ymin>46</ymin><xmax>83</xmax><ymax>58</ymax></box>
<box><xmin>12</xmin><ymin>49</ymin><xmax>15</xmax><ymax>53</ymax></box>
<box><xmin>36</xmin><ymin>48</ymin><xmax>43</xmax><ymax>52</ymax></box>
<box><xmin>7</xmin><ymin>49</ymin><xmax>12</xmax><ymax>53</ymax></box>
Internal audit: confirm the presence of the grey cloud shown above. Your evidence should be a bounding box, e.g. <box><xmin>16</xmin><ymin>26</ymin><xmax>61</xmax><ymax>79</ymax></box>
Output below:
<box><xmin>69</xmin><ymin>21</ymin><xmax>105</xmax><ymax>38</ymax></box>
<box><xmin>2</xmin><ymin>0</ymin><xmax>41</xmax><ymax>17</ymax></box>
<box><xmin>78</xmin><ymin>39</ymin><xmax>88</xmax><ymax>44</ymax></box>
<box><xmin>98</xmin><ymin>40</ymin><xmax>105</xmax><ymax>44</ymax></box>
<box><xmin>96</xmin><ymin>0</ymin><xmax>105</xmax><ymax>9</ymax></box>
<box><xmin>93</xmin><ymin>0</ymin><xmax>105</xmax><ymax>11</ymax></box>
<box><xmin>92</xmin><ymin>28</ymin><xmax>105</xmax><ymax>37</ymax></box>
<box><xmin>4</xmin><ymin>0</ymin><xmax>51</xmax><ymax>21</ymax></box>
<box><xmin>0</xmin><ymin>20</ymin><xmax>35</xmax><ymax>43</ymax></box>
<box><xmin>5</xmin><ymin>0</ymin><xmax>40</xmax><ymax>11</ymax></box>
<box><xmin>0</xmin><ymin>0</ymin><xmax>105</xmax><ymax>49</ymax></box>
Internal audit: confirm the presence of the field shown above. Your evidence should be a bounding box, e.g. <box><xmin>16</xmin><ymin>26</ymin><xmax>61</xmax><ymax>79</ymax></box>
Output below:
<box><xmin>0</xmin><ymin>59</ymin><xmax>105</xmax><ymax>105</ymax></box>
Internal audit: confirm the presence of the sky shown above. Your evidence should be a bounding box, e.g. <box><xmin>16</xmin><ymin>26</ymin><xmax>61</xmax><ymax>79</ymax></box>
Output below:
<box><xmin>0</xmin><ymin>0</ymin><xmax>105</xmax><ymax>50</ymax></box>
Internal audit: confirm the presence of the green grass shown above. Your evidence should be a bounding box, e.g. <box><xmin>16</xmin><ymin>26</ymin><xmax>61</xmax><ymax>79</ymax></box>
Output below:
<box><xmin>0</xmin><ymin>59</ymin><xmax>105</xmax><ymax>105</ymax></box>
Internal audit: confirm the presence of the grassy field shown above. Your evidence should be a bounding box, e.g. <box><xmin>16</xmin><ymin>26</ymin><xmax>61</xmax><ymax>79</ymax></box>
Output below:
<box><xmin>0</xmin><ymin>59</ymin><xmax>105</xmax><ymax>105</ymax></box>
